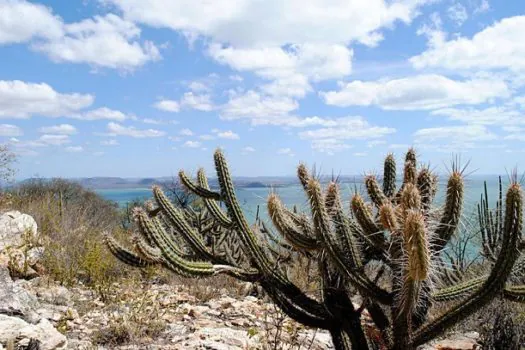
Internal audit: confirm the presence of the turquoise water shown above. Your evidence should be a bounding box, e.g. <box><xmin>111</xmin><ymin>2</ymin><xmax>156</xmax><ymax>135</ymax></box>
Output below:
<box><xmin>95</xmin><ymin>175</ymin><xmax>505</xmax><ymax>223</ymax></box>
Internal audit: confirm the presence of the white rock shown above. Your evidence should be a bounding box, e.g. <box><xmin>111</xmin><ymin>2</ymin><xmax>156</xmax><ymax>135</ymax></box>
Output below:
<box><xmin>0</xmin><ymin>211</ymin><xmax>38</xmax><ymax>251</ymax></box>
<box><xmin>0</xmin><ymin>315</ymin><xmax>67</xmax><ymax>350</ymax></box>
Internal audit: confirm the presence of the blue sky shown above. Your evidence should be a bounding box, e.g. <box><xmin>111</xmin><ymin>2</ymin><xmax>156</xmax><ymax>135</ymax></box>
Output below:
<box><xmin>1</xmin><ymin>0</ymin><xmax>524</xmax><ymax>179</ymax></box>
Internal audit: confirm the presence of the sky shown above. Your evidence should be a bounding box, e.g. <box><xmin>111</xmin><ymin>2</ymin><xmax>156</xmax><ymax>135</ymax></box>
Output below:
<box><xmin>1</xmin><ymin>0</ymin><xmax>524</xmax><ymax>179</ymax></box>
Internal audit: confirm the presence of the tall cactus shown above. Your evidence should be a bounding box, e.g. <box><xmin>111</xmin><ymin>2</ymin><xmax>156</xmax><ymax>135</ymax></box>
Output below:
<box><xmin>105</xmin><ymin>149</ymin><xmax>525</xmax><ymax>350</ymax></box>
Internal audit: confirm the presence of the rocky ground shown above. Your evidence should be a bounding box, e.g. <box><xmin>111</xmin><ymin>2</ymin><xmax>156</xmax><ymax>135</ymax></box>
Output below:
<box><xmin>0</xmin><ymin>210</ymin><xmax>483</xmax><ymax>349</ymax></box>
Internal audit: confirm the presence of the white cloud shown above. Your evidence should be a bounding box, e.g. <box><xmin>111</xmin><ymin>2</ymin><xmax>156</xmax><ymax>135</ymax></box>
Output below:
<box><xmin>33</xmin><ymin>14</ymin><xmax>160</xmax><ymax>70</ymax></box>
<box><xmin>74</xmin><ymin>107</ymin><xmax>129</xmax><ymax>121</ymax></box>
<box><xmin>298</xmin><ymin>116</ymin><xmax>395</xmax><ymax>141</ymax></box>
<box><xmin>39</xmin><ymin>134</ymin><xmax>71</xmax><ymax>145</ymax></box>
<box><xmin>179</xmin><ymin>128</ymin><xmax>193</xmax><ymax>136</ymax></box>
<box><xmin>154</xmin><ymin>99</ymin><xmax>180</xmax><ymax>112</ymax></box>
<box><xmin>431</xmin><ymin>107</ymin><xmax>523</xmax><ymax>125</ymax></box>
<box><xmin>0</xmin><ymin>80</ymin><xmax>93</xmax><ymax>119</ymax></box>
<box><xmin>311</xmin><ymin>139</ymin><xmax>352</xmax><ymax>154</ymax></box>
<box><xmin>188</xmin><ymin>81</ymin><xmax>210</xmax><ymax>92</ymax></box>
<box><xmin>209</xmin><ymin>43</ymin><xmax>352</xmax><ymax>98</ymax></box>
<box><xmin>0</xmin><ymin>0</ymin><xmax>63</xmax><ymax>44</ymax></box>
<box><xmin>220</xmin><ymin>90</ymin><xmax>298</xmax><ymax>125</ymax></box>
<box><xmin>0</xmin><ymin>124</ymin><xmax>22</xmax><ymax>137</ymax></box>
<box><xmin>180</xmin><ymin>92</ymin><xmax>214</xmax><ymax>111</ymax></box>
<box><xmin>241</xmin><ymin>146</ymin><xmax>255</xmax><ymax>154</ymax></box>
<box><xmin>367</xmin><ymin>140</ymin><xmax>386</xmax><ymax>148</ymax></box>
<box><xmin>65</xmin><ymin>146</ymin><xmax>84</xmax><ymax>153</ymax></box>
<box><xmin>447</xmin><ymin>3</ymin><xmax>468</xmax><ymax>26</ymax></box>
<box><xmin>353</xmin><ymin>152</ymin><xmax>367</xmax><ymax>157</ymax></box>
<box><xmin>474</xmin><ymin>0</ymin><xmax>490</xmax><ymax>14</ymax></box>
<box><xmin>413</xmin><ymin>125</ymin><xmax>497</xmax><ymax>144</ymax></box>
<box><xmin>101</xmin><ymin>139</ymin><xmax>119</xmax><ymax>146</ymax></box>
<box><xmin>321</xmin><ymin>75</ymin><xmax>509</xmax><ymax>110</ymax></box>
<box><xmin>107</xmin><ymin>122</ymin><xmax>165</xmax><ymax>138</ymax></box>
<box><xmin>411</xmin><ymin>16</ymin><xmax>525</xmax><ymax>72</ymax></box>
<box><xmin>216</xmin><ymin>130</ymin><xmax>239</xmax><ymax>140</ymax></box>
<box><xmin>183</xmin><ymin>140</ymin><xmax>201</xmax><ymax>148</ymax></box>
<box><xmin>104</xmin><ymin>0</ymin><xmax>430</xmax><ymax>48</ymax></box>
<box><xmin>38</xmin><ymin>124</ymin><xmax>77</xmax><ymax>135</ymax></box>
<box><xmin>277</xmin><ymin>148</ymin><xmax>294</xmax><ymax>156</ymax></box>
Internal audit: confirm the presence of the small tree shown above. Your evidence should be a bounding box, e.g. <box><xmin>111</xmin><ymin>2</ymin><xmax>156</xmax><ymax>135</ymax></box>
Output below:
<box><xmin>0</xmin><ymin>145</ymin><xmax>16</xmax><ymax>184</ymax></box>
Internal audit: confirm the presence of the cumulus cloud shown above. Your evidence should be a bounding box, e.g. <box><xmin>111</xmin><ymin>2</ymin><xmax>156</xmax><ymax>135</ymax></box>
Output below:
<box><xmin>0</xmin><ymin>80</ymin><xmax>93</xmax><ymax>119</ymax></box>
<box><xmin>106</xmin><ymin>122</ymin><xmax>165</xmax><ymax>138</ymax></box>
<box><xmin>215</xmin><ymin>130</ymin><xmax>239</xmax><ymax>140</ymax></box>
<box><xmin>183</xmin><ymin>140</ymin><xmax>202</xmax><ymax>148</ymax></box>
<box><xmin>321</xmin><ymin>75</ymin><xmax>509</xmax><ymax>110</ymax></box>
<box><xmin>179</xmin><ymin>128</ymin><xmax>193</xmax><ymax>136</ymax></box>
<box><xmin>298</xmin><ymin>116</ymin><xmax>395</xmax><ymax>141</ymax></box>
<box><xmin>0</xmin><ymin>0</ymin><xmax>63</xmax><ymax>44</ymax></box>
<box><xmin>220</xmin><ymin>90</ymin><xmax>299</xmax><ymax>125</ymax></box>
<box><xmin>413</xmin><ymin>125</ymin><xmax>497</xmax><ymax>144</ymax></box>
<box><xmin>179</xmin><ymin>92</ymin><xmax>214</xmax><ymax>111</ymax></box>
<box><xmin>0</xmin><ymin>124</ymin><xmax>23</xmax><ymax>137</ymax></box>
<box><xmin>73</xmin><ymin>107</ymin><xmax>129</xmax><ymax>121</ymax></box>
<box><xmin>38</xmin><ymin>134</ymin><xmax>71</xmax><ymax>145</ymax></box>
<box><xmin>38</xmin><ymin>124</ymin><xmax>77</xmax><ymax>135</ymax></box>
<box><xmin>103</xmin><ymin>0</ymin><xmax>430</xmax><ymax>47</ymax></box>
<box><xmin>154</xmin><ymin>99</ymin><xmax>180</xmax><ymax>112</ymax></box>
<box><xmin>411</xmin><ymin>16</ymin><xmax>525</xmax><ymax>72</ymax></box>
<box><xmin>1</xmin><ymin>1</ymin><xmax>160</xmax><ymax>70</ymax></box>
<box><xmin>33</xmin><ymin>14</ymin><xmax>160</xmax><ymax>70</ymax></box>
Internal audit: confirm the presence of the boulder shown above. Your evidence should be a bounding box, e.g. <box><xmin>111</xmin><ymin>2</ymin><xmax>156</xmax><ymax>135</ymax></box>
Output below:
<box><xmin>0</xmin><ymin>314</ymin><xmax>67</xmax><ymax>350</ymax></box>
<box><xmin>0</xmin><ymin>211</ymin><xmax>45</xmax><ymax>278</ymax></box>
<box><xmin>0</xmin><ymin>211</ymin><xmax>38</xmax><ymax>251</ymax></box>
<box><xmin>0</xmin><ymin>266</ymin><xmax>40</xmax><ymax>323</ymax></box>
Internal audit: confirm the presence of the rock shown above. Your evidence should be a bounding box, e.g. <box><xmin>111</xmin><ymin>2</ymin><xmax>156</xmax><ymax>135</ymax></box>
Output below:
<box><xmin>419</xmin><ymin>332</ymin><xmax>480</xmax><ymax>350</ymax></box>
<box><xmin>36</xmin><ymin>286</ymin><xmax>72</xmax><ymax>306</ymax></box>
<box><xmin>0</xmin><ymin>267</ymin><xmax>40</xmax><ymax>323</ymax></box>
<box><xmin>0</xmin><ymin>211</ymin><xmax>44</xmax><ymax>279</ymax></box>
<box><xmin>0</xmin><ymin>315</ymin><xmax>67</xmax><ymax>350</ymax></box>
<box><xmin>0</xmin><ymin>211</ymin><xmax>38</xmax><ymax>251</ymax></box>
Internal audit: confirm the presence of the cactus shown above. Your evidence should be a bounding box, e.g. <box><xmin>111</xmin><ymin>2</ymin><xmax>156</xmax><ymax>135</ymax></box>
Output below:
<box><xmin>105</xmin><ymin>149</ymin><xmax>525</xmax><ymax>350</ymax></box>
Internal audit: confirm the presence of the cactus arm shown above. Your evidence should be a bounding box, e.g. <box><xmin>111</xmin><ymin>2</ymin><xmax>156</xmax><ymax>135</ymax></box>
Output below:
<box><xmin>413</xmin><ymin>182</ymin><xmax>522</xmax><ymax>347</ymax></box>
<box><xmin>104</xmin><ymin>233</ymin><xmax>156</xmax><ymax>268</ymax></box>
<box><xmin>178</xmin><ymin>170</ymin><xmax>222</xmax><ymax>200</ymax></box>
<box><xmin>393</xmin><ymin>211</ymin><xmax>429</xmax><ymax>349</ymax></box>
<box><xmin>214</xmin><ymin>150</ymin><xmax>339</xmax><ymax>318</ymax></box>
<box><xmin>365</xmin><ymin>175</ymin><xmax>387</xmax><ymax>208</ymax></box>
<box><xmin>261</xmin><ymin>281</ymin><xmax>334</xmax><ymax>329</ymax></box>
<box><xmin>383</xmin><ymin>153</ymin><xmax>397</xmax><ymax>198</ymax></box>
<box><xmin>503</xmin><ymin>285</ymin><xmax>525</xmax><ymax>302</ymax></box>
<box><xmin>432</xmin><ymin>171</ymin><xmax>464</xmax><ymax>252</ymax></box>
<box><xmin>152</xmin><ymin>186</ymin><xmax>220</xmax><ymax>262</ymax></box>
<box><xmin>297</xmin><ymin>163</ymin><xmax>310</xmax><ymax>191</ymax></box>
<box><xmin>132</xmin><ymin>235</ymin><xmax>164</xmax><ymax>263</ymax></box>
<box><xmin>267</xmin><ymin>193</ymin><xmax>319</xmax><ymax>251</ymax></box>
<box><xmin>135</xmin><ymin>208</ymin><xmax>217</xmax><ymax>277</ymax></box>
<box><xmin>351</xmin><ymin>193</ymin><xmax>385</xmax><ymax>250</ymax></box>
<box><xmin>326</xmin><ymin>182</ymin><xmax>363</xmax><ymax>269</ymax></box>
<box><xmin>417</xmin><ymin>167</ymin><xmax>436</xmax><ymax>213</ymax></box>
<box><xmin>308</xmin><ymin>178</ymin><xmax>393</xmax><ymax>305</ymax></box>
<box><xmin>196</xmin><ymin>169</ymin><xmax>233</xmax><ymax>227</ymax></box>
<box><xmin>432</xmin><ymin>276</ymin><xmax>486</xmax><ymax>301</ymax></box>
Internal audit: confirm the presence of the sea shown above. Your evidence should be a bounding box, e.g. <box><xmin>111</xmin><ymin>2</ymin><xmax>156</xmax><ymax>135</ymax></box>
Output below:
<box><xmin>95</xmin><ymin>174</ymin><xmax>506</xmax><ymax>224</ymax></box>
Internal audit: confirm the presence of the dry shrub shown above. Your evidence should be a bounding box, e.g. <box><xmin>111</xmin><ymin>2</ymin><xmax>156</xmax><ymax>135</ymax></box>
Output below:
<box><xmin>4</xmin><ymin>178</ymin><xmax>134</xmax><ymax>289</ymax></box>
